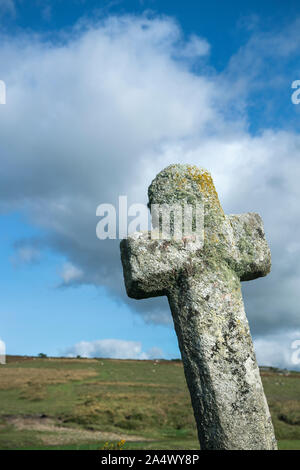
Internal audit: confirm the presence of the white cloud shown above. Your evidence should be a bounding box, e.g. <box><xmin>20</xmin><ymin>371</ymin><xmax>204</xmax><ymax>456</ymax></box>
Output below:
<box><xmin>0</xmin><ymin>338</ymin><xmax>5</xmax><ymax>354</ymax></box>
<box><xmin>11</xmin><ymin>244</ymin><xmax>41</xmax><ymax>266</ymax></box>
<box><xmin>60</xmin><ymin>262</ymin><xmax>83</xmax><ymax>284</ymax></box>
<box><xmin>179</xmin><ymin>34</ymin><xmax>210</xmax><ymax>58</ymax></box>
<box><xmin>254</xmin><ymin>331</ymin><xmax>300</xmax><ymax>371</ymax></box>
<box><xmin>0</xmin><ymin>13</ymin><xmax>299</xmax><ymax>348</ymax></box>
<box><xmin>0</xmin><ymin>338</ymin><xmax>6</xmax><ymax>364</ymax></box>
<box><xmin>0</xmin><ymin>14</ymin><xmax>223</xmax><ymax>323</ymax></box>
<box><xmin>64</xmin><ymin>338</ymin><xmax>164</xmax><ymax>359</ymax></box>
<box><xmin>41</xmin><ymin>5</ymin><xmax>52</xmax><ymax>22</ymax></box>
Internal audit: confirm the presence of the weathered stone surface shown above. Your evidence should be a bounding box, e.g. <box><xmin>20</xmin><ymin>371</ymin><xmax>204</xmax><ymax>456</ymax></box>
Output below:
<box><xmin>120</xmin><ymin>164</ymin><xmax>277</xmax><ymax>450</ymax></box>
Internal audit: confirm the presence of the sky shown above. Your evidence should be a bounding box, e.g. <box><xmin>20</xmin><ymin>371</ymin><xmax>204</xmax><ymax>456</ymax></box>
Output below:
<box><xmin>0</xmin><ymin>0</ymin><xmax>300</xmax><ymax>368</ymax></box>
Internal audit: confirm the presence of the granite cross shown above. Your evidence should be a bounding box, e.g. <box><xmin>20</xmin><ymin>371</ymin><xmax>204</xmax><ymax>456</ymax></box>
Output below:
<box><xmin>120</xmin><ymin>164</ymin><xmax>277</xmax><ymax>450</ymax></box>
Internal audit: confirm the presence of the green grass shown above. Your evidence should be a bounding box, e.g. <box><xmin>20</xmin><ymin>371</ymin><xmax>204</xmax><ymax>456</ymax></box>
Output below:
<box><xmin>278</xmin><ymin>440</ymin><xmax>300</xmax><ymax>450</ymax></box>
<box><xmin>16</xmin><ymin>439</ymin><xmax>300</xmax><ymax>451</ymax></box>
<box><xmin>1</xmin><ymin>356</ymin><xmax>300</xmax><ymax>450</ymax></box>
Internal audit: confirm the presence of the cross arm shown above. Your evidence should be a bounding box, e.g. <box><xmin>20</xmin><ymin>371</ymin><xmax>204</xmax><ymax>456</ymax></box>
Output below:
<box><xmin>227</xmin><ymin>212</ymin><xmax>271</xmax><ymax>281</ymax></box>
<box><xmin>120</xmin><ymin>231</ymin><xmax>195</xmax><ymax>299</ymax></box>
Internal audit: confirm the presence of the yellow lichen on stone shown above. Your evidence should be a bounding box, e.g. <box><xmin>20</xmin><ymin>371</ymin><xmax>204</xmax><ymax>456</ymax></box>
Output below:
<box><xmin>210</xmin><ymin>234</ymin><xmax>219</xmax><ymax>244</ymax></box>
<box><xmin>186</xmin><ymin>165</ymin><xmax>223</xmax><ymax>213</ymax></box>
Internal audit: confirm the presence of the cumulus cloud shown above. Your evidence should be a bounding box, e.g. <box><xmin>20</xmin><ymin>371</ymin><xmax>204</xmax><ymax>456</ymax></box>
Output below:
<box><xmin>0</xmin><ymin>13</ymin><xmax>299</xmax><ymax>352</ymax></box>
<box><xmin>0</xmin><ymin>338</ymin><xmax>6</xmax><ymax>364</ymax></box>
<box><xmin>64</xmin><ymin>338</ymin><xmax>164</xmax><ymax>359</ymax></box>
<box><xmin>0</xmin><ymin>338</ymin><xmax>5</xmax><ymax>353</ymax></box>
<box><xmin>254</xmin><ymin>331</ymin><xmax>300</xmax><ymax>371</ymax></box>
<box><xmin>41</xmin><ymin>5</ymin><xmax>52</xmax><ymax>22</ymax></box>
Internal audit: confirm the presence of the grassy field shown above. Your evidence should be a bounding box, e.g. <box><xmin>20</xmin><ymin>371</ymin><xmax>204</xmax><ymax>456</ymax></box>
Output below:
<box><xmin>0</xmin><ymin>355</ymin><xmax>299</xmax><ymax>450</ymax></box>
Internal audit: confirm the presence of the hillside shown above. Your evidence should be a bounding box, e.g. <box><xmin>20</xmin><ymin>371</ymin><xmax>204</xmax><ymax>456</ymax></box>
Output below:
<box><xmin>0</xmin><ymin>356</ymin><xmax>299</xmax><ymax>450</ymax></box>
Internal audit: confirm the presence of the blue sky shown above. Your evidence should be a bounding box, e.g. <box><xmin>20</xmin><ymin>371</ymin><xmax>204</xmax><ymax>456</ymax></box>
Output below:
<box><xmin>0</xmin><ymin>0</ymin><xmax>300</xmax><ymax>367</ymax></box>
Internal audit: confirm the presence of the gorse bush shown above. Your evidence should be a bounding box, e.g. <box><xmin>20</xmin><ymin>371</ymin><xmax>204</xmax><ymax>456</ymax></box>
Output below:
<box><xmin>101</xmin><ymin>439</ymin><xmax>126</xmax><ymax>450</ymax></box>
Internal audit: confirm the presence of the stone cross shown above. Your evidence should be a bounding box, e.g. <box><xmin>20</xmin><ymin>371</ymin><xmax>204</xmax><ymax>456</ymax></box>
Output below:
<box><xmin>120</xmin><ymin>164</ymin><xmax>277</xmax><ymax>450</ymax></box>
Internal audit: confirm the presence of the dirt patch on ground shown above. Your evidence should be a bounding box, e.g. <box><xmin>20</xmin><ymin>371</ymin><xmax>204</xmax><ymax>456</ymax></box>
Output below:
<box><xmin>5</xmin><ymin>415</ymin><xmax>149</xmax><ymax>446</ymax></box>
<box><xmin>0</xmin><ymin>367</ymin><xmax>98</xmax><ymax>390</ymax></box>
